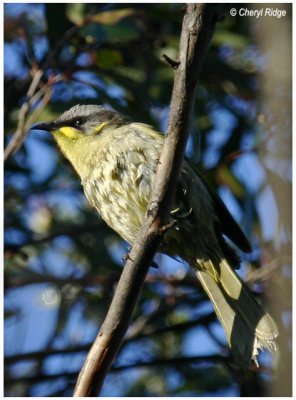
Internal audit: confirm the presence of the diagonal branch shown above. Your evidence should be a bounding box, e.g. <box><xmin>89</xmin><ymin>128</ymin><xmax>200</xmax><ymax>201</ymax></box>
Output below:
<box><xmin>4</xmin><ymin>69</ymin><xmax>43</xmax><ymax>162</ymax></box>
<box><xmin>73</xmin><ymin>4</ymin><xmax>217</xmax><ymax>397</ymax></box>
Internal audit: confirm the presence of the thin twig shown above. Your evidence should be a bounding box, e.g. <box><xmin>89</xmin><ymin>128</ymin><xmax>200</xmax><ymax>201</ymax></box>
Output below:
<box><xmin>73</xmin><ymin>4</ymin><xmax>217</xmax><ymax>397</ymax></box>
<box><xmin>4</xmin><ymin>223</ymin><xmax>102</xmax><ymax>254</ymax></box>
<box><xmin>5</xmin><ymin>354</ymin><xmax>236</xmax><ymax>387</ymax></box>
<box><xmin>4</xmin><ymin>313</ymin><xmax>217</xmax><ymax>365</ymax></box>
<box><xmin>4</xmin><ymin>69</ymin><xmax>43</xmax><ymax>162</ymax></box>
<box><xmin>25</xmin><ymin>85</ymin><xmax>53</xmax><ymax>128</ymax></box>
<box><xmin>162</xmin><ymin>53</ymin><xmax>180</xmax><ymax>70</ymax></box>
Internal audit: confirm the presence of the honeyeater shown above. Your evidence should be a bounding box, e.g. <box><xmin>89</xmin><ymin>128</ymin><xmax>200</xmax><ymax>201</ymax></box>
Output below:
<box><xmin>33</xmin><ymin>104</ymin><xmax>278</xmax><ymax>368</ymax></box>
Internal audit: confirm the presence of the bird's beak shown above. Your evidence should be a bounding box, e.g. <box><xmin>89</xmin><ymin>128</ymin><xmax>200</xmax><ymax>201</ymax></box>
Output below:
<box><xmin>31</xmin><ymin>122</ymin><xmax>60</xmax><ymax>132</ymax></box>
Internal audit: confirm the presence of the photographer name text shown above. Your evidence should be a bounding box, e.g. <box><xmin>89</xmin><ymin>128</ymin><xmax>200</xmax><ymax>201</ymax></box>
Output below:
<box><xmin>230</xmin><ymin>7</ymin><xmax>286</xmax><ymax>18</ymax></box>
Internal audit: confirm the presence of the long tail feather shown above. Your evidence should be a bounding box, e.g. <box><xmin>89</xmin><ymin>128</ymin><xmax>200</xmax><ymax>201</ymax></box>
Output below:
<box><xmin>196</xmin><ymin>258</ymin><xmax>278</xmax><ymax>368</ymax></box>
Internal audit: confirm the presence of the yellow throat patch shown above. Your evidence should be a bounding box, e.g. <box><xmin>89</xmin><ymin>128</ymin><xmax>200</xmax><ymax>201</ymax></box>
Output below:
<box><xmin>52</xmin><ymin>127</ymin><xmax>78</xmax><ymax>139</ymax></box>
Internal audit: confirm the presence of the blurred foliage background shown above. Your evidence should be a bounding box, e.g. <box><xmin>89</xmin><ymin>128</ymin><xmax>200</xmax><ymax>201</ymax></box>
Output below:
<box><xmin>4</xmin><ymin>3</ymin><xmax>292</xmax><ymax>397</ymax></box>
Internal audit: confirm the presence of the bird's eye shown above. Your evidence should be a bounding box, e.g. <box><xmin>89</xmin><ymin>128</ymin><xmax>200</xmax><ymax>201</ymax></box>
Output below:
<box><xmin>73</xmin><ymin>118</ymin><xmax>84</xmax><ymax>128</ymax></box>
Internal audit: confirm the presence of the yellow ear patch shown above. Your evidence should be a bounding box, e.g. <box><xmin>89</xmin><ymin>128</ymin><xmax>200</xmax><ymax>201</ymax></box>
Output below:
<box><xmin>94</xmin><ymin>122</ymin><xmax>109</xmax><ymax>134</ymax></box>
<box><xmin>53</xmin><ymin>127</ymin><xmax>79</xmax><ymax>139</ymax></box>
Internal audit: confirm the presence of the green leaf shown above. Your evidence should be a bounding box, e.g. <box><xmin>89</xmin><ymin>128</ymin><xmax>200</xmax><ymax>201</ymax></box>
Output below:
<box><xmin>95</xmin><ymin>49</ymin><xmax>123</xmax><ymax>69</ymax></box>
<box><xmin>66</xmin><ymin>3</ymin><xmax>87</xmax><ymax>26</ymax></box>
<box><xmin>86</xmin><ymin>8</ymin><xmax>135</xmax><ymax>25</ymax></box>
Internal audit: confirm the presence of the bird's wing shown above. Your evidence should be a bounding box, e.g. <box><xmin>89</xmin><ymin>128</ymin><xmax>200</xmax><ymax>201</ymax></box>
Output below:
<box><xmin>188</xmin><ymin>162</ymin><xmax>252</xmax><ymax>254</ymax></box>
<box><xmin>130</xmin><ymin>123</ymin><xmax>252</xmax><ymax>254</ymax></box>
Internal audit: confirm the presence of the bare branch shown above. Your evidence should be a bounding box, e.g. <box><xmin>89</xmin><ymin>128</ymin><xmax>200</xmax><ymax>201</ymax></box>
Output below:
<box><xmin>4</xmin><ymin>69</ymin><xmax>43</xmax><ymax>162</ymax></box>
<box><xmin>4</xmin><ymin>223</ymin><xmax>102</xmax><ymax>254</ymax></box>
<box><xmin>73</xmin><ymin>4</ymin><xmax>217</xmax><ymax>397</ymax></box>
<box><xmin>4</xmin><ymin>313</ymin><xmax>217</xmax><ymax>365</ymax></box>
<box><xmin>5</xmin><ymin>354</ymin><xmax>234</xmax><ymax>387</ymax></box>
<box><xmin>26</xmin><ymin>84</ymin><xmax>52</xmax><ymax>127</ymax></box>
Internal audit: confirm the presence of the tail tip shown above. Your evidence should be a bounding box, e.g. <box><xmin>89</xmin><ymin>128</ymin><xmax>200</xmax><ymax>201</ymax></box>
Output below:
<box><xmin>252</xmin><ymin>335</ymin><xmax>278</xmax><ymax>367</ymax></box>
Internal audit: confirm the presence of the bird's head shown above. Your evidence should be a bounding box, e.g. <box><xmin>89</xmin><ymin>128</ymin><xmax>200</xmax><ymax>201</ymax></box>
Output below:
<box><xmin>33</xmin><ymin>104</ymin><xmax>129</xmax><ymax>140</ymax></box>
<box><xmin>32</xmin><ymin>104</ymin><xmax>130</xmax><ymax>175</ymax></box>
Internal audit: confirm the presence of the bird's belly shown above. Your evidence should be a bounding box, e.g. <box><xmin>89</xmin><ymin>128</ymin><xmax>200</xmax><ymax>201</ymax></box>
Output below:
<box><xmin>98</xmin><ymin>188</ymin><xmax>147</xmax><ymax>244</ymax></box>
<box><xmin>83</xmin><ymin>167</ymin><xmax>151</xmax><ymax>244</ymax></box>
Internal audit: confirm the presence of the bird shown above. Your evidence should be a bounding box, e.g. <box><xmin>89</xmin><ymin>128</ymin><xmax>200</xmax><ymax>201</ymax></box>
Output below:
<box><xmin>33</xmin><ymin>104</ymin><xmax>278</xmax><ymax>368</ymax></box>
